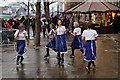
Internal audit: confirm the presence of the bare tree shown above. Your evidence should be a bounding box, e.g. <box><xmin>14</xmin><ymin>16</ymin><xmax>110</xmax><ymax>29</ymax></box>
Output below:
<box><xmin>44</xmin><ymin>2</ymin><xmax>50</xmax><ymax>20</ymax></box>
<box><xmin>34</xmin><ymin>2</ymin><xmax>41</xmax><ymax>46</ymax></box>
<box><xmin>44</xmin><ymin>1</ymin><xmax>56</xmax><ymax>20</ymax></box>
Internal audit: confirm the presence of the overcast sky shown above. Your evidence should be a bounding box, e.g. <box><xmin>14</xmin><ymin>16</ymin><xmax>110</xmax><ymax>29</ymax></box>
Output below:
<box><xmin>0</xmin><ymin>0</ymin><xmax>29</xmax><ymax>7</ymax></box>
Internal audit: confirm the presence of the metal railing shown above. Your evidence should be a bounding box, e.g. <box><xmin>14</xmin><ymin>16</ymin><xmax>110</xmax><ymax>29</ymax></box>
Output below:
<box><xmin>0</xmin><ymin>28</ymin><xmax>17</xmax><ymax>46</ymax></box>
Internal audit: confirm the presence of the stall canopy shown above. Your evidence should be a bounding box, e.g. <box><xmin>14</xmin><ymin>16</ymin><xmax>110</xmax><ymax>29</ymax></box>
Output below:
<box><xmin>65</xmin><ymin>0</ymin><xmax>120</xmax><ymax>13</ymax></box>
<box><xmin>65</xmin><ymin>2</ymin><xmax>83</xmax><ymax>13</ymax></box>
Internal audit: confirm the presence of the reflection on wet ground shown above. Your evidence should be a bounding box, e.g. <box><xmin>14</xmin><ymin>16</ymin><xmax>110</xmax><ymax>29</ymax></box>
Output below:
<box><xmin>1</xmin><ymin>34</ymin><xmax>119</xmax><ymax>78</ymax></box>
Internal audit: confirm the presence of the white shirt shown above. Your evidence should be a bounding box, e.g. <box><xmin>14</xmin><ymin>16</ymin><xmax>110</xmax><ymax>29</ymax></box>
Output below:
<box><xmin>82</xmin><ymin>29</ymin><xmax>98</xmax><ymax>40</ymax></box>
<box><xmin>73</xmin><ymin>27</ymin><xmax>81</xmax><ymax>35</ymax></box>
<box><xmin>14</xmin><ymin>30</ymin><xmax>28</xmax><ymax>40</ymax></box>
<box><xmin>41</xmin><ymin>17</ymin><xmax>48</xmax><ymax>27</ymax></box>
<box><xmin>49</xmin><ymin>29</ymin><xmax>55</xmax><ymax>38</ymax></box>
<box><xmin>42</xmin><ymin>21</ymin><xmax>48</xmax><ymax>26</ymax></box>
<box><xmin>41</xmin><ymin>17</ymin><xmax>46</xmax><ymax>21</ymax></box>
<box><xmin>56</xmin><ymin>26</ymin><xmax>66</xmax><ymax>35</ymax></box>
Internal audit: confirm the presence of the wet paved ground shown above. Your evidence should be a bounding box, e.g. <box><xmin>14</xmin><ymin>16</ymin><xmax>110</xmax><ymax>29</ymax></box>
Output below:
<box><xmin>1</xmin><ymin>34</ymin><xmax>120</xmax><ymax>79</ymax></box>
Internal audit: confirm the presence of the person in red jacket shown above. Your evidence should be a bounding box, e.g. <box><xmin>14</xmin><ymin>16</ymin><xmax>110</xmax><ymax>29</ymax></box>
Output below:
<box><xmin>6</xmin><ymin>21</ymin><xmax>12</xmax><ymax>29</ymax></box>
<box><xmin>13</xmin><ymin>18</ymin><xmax>20</xmax><ymax>29</ymax></box>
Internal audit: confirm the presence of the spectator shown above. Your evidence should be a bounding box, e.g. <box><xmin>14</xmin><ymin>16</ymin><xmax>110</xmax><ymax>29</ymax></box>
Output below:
<box><xmin>52</xmin><ymin>15</ymin><xmax>58</xmax><ymax>26</ymax></box>
<box><xmin>46</xmin><ymin>18</ymin><xmax>50</xmax><ymax>33</ymax></box>
<box><xmin>0</xmin><ymin>18</ymin><xmax>2</xmax><ymax>29</ymax></box>
<box><xmin>113</xmin><ymin>14</ymin><xmax>120</xmax><ymax>33</ymax></box>
<box><xmin>20</xmin><ymin>16</ymin><xmax>25</xmax><ymax>23</ymax></box>
<box><xmin>39</xmin><ymin>18</ymin><xmax>42</xmax><ymax>32</ymax></box>
<box><xmin>2</xmin><ymin>19</ymin><xmax>6</xmax><ymax>28</ymax></box>
<box><xmin>41</xmin><ymin>17</ymin><xmax>48</xmax><ymax>38</ymax></box>
<box><xmin>31</xmin><ymin>16</ymin><xmax>35</xmax><ymax>36</ymax></box>
<box><xmin>13</xmin><ymin>18</ymin><xmax>20</xmax><ymax>29</ymax></box>
<box><xmin>23</xmin><ymin>15</ymin><xmax>28</xmax><ymax>31</ymax></box>
<box><xmin>6</xmin><ymin>20</ymin><xmax>11</xmax><ymax>29</ymax></box>
<box><xmin>8</xmin><ymin>17</ymin><xmax>14</xmax><ymax>27</ymax></box>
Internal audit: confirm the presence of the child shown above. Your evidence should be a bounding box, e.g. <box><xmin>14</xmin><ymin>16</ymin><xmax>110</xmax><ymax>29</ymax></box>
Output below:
<box><xmin>55</xmin><ymin>20</ymin><xmax>67</xmax><ymax>64</ymax></box>
<box><xmin>69</xmin><ymin>22</ymin><xmax>84</xmax><ymax>58</ymax></box>
<box><xmin>82</xmin><ymin>23</ymin><xmax>98</xmax><ymax>73</ymax></box>
<box><xmin>45</xmin><ymin>23</ymin><xmax>56</xmax><ymax>58</ymax></box>
<box><xmin>14</xmin><ymin>24</ymin><xmax>29</xmax><ymax>65</ymax></box>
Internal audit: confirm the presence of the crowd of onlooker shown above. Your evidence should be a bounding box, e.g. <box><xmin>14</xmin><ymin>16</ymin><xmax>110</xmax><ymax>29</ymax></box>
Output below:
<box><xmin>0</xmin><ymin>14</ymin><xmax>71</xmax><ymax>37</ymax></box>
<box><xmin>0</xmin><ymin>16</ymin><xmax>27</xmax><ymax>29</ymax></box>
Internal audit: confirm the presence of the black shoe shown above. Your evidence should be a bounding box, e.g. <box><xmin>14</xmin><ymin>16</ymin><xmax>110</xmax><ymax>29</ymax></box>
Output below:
<box><xmin>16</xmin><ymin>62</ymin><xmax>19</xmax><ymax>65</ymax></box>
<box><xmin>52</xmin><ymin>49</ymin><xmax>56</xmax><ymax>52</ymax></box>
<box><xmin>20</xmin><ymin>56</ymin><xmax>24</xmax><ymax>63</ymax></box>
<box><xmin>70</xmin><ymin>54</ymin><xmax>74</xmax><ymax>58</ymax></box>
<box><xmin>56</xmin><ymin>56</ymin><xmax>59</xmax><ymax>59</ymax></box>
<box><xmin>44</xmin><ymin>55</ymin><xmax>49</xmax><ymax>58</ymax></box>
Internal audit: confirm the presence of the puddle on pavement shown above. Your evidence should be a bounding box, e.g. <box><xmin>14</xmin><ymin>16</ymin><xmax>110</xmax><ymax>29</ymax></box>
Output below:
<box><xmin>104</xmin><ymin>49</ymin><xmax>119</xmax><ymax>53</ymax></box>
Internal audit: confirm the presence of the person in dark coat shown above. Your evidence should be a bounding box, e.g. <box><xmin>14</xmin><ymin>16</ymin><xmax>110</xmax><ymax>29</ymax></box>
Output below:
<box><xmin>0</xmin><ymin>18</ymin><xmax>1</xmax><ymax>28</ymax></box>
<box><xmin>23</xmin><ymin>15</ymin><xmax>28</xmax><ymax>31</ymax></box>
<box><xmin>46</xmin><ymin>18</ymin><xmax>51</xmax><ymax>33</ymax></box>
<box><xmin>31</xmin><ymin>16</ymin><xmax>36</xmax><ymax>36</ymax></box>
<box><xmin>20</xmin><ymin>16</ymin><xmax>25</xmax><ymax>23</ymax></box>
<box><xmin>8</xmin><ymin>17</ymin><xmax>14</xmax><ymax>27</ymax></box>
<box><xmin>113</xmin><ymin>14</ymin><xmax>120</xmax><ymax>33</ymax></box>
<box><xmin>13</xmin><ymin>18</ymin><xmax>20</xmax><ymax>29</ymax></box>
<box><xmin>1</xmin><ymin>18</ymin><xmax>6</xmax><ymax>28</ymax></box>
<box><xmin>52</xmin><ymin>16</ymin><xmax>58</xmax><ymax>26</ymax></box>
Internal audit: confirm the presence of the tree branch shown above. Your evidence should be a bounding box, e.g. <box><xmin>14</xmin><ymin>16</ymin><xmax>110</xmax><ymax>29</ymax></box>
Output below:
<box><xmin>49</xmin><ymin>2</ymin><xmax>56</xmax><ymax>5</ymax></box>
<box><xmin>44</xmin><ymin>2</ymin><xmax>56</xmax><ymax>6</ymax></box>
<box><xmin>22</xmin><ymin>2</ymin><xmax>28</xmax><ymax>7</ymax></box>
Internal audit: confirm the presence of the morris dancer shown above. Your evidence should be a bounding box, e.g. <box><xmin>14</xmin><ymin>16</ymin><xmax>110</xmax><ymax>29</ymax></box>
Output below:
<box><xmin>55</xmin><ymin>20</ymin><xmax>67</xmax><ymax>64</ymax></box>
<box><xmin>82</xmin><ymin>23</ymin><xmax>98</xmax><ymax>72</ymax></box>
<box><xmin>45</xmin><ymin>23</ymin><xmax>56</xmax><ymax>58</ymax></box>
<box><xmin>69</xmin><ymin>22</ymin><xmax>84</xmax><ymax>58</ymax></box>
<box><xmin>14</xmin><ymin>24</ymin><xmax>29</xmax><ymax>65</ymax></box>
